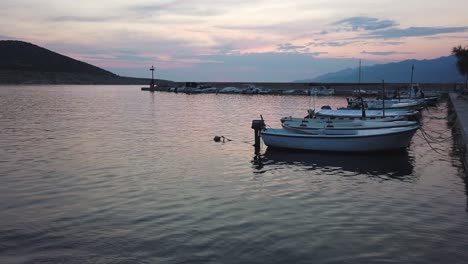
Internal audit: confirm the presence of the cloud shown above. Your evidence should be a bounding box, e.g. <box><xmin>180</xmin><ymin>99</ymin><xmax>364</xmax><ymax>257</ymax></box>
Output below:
<box><xmin>384</xmin><ymin>41</ymin><xmax>404</xmax><ymax>45</ymax></box>
<box><xmin>277</xmin><ymin>43</ymin><xmax>308</xmax><ymax>52</ymax></box>
<box><xmin>0</xmin><ymin>35</ymin><xmax>18</xmax><ymax>40</ymax></box>
<box><xmin>333</xmin><ymin>16</ymin><xmax>398</xmax><ymax>31</ymax></box>
<box><xmin>129</xmin><ymin>0</ymin><xmax>253</xmax><ymax>17</ymax></box>
<box><xmin>361</xmin><ymin>50</ymin><xmax>414</xmax><ymax>56</ymax></box>
<box><xmin>308</xmin><ymin>41</ymin><xmax>355</xmax><ymax>47</ymax></box>
<box><xmin>51</xmin><ymin>16</ymin><xmax>119</xmax><ymax>22</ymax></box>
<box><xmin>366</xmin><ymin>26</ymin><xmax>468</xmax><ymax>39</ymax></box>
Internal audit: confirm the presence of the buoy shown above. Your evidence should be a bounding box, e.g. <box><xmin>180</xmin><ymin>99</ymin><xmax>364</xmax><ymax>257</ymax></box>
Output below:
<box><xmin>213</xmin><ymin>136</ymin><xmax>232</xmax><ymax>143</ymax></box>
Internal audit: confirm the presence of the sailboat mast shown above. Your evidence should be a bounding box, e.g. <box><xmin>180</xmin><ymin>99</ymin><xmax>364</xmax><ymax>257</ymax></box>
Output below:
<box><xmin>410</xmin><ymin>64</ymin><xmax>414</xmax><ymax>97</ymax></box>
<box><xmin>358</xmin><ymin>60</ymin><xmax>366</xmax><ymax>118</ymax></box>
<box><xmin>382</xmin><ymin>79</ymin><xmax>386</xmax><ymax>117</ymax></box>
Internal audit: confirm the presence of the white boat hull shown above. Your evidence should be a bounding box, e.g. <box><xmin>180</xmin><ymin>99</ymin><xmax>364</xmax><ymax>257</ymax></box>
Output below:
<box><xmin>261</xmin><ymin>126</ymin><xmax>419</xmax><ymax>152</ymax></box>
<box><xmin>281</xmin><ymin>119</ymin><xmax>419</xmax><ymax>134</ymax></box>
<box><xmin>316</xmin><ymin>109</ymin><xmax>419</xmax><ymax>119</ymax></box>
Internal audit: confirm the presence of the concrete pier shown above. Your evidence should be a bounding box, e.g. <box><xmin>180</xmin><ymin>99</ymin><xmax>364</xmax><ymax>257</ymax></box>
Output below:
<box><xmin>449</xmin><ymin>92</ymin><xmax>468</xmax><ymax>172</ymax></box>
<box><xmin>148</xmin><ymin>82</ymin><xmax>457</xmax><ymax>96</ymax></box>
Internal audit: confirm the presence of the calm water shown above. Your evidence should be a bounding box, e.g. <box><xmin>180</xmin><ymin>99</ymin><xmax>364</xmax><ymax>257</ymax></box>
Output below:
<box><xmin>1</xmin><ymin>85</ymin><xmax>467</xmax><ymax>264</ymax></box>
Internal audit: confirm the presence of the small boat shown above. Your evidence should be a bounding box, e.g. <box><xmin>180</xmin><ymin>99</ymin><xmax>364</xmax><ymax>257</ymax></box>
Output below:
<box><xmin>260</xmin><ymin>124</ymin><xmax>419</xmax><ymax>152</ymax></box>
<box><xmin>218</xmin><ymin>86</ymin><xmax>243</xmax><ymax>94</ymax></box>
<box><xmin>281</xmin><ymin>118</ymin><xmax>419</xmax><ymax>134</ymax></box>
<box><xmin>347</xmin><ymin>98</ymin><xmax>425</xmax><ymax>110</ymax></box>
<box><xmin>310</xmin><ymin>86</ymin><xmax>335</xmax><ymax>96</ymax></box>
<box><xmin>316</xmin><ymin>108</ymin><xmax>419</xmax><ymax>120</ymax></box>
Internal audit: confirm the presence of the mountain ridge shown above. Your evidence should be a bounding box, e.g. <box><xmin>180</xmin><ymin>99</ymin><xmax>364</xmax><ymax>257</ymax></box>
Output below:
<box><xmin>296</xmin><ymin>56</ymin><xmax>464</xmax><ymax>83</ymax></box>
<box><xmin>0</xmin><ymin>40</ymin><xmax>173</xmax><ymax>85</ymax></box>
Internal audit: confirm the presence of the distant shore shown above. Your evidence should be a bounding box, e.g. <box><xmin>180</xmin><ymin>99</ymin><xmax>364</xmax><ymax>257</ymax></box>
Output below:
<box><xmin>0</xmin><ymin>70</ymin><xmax>174</xmax><ymax>85</ymax></box>
<box><xmin>0</xmin><ymin>70</ymin><xmax>459</xmax><ymax>96</ymax></box>
<box><xmin>146</xmin><ymin>82</ymin><xmax>458</xmax><ymax>96</ymax></box>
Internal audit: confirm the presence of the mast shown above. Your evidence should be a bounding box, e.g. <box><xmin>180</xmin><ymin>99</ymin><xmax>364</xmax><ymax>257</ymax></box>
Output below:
<box><xmin>409</xmin><ymin>64</ymin><xmax>414</xmax><ymax>97</ymax></box>
<box><xmin>382</xmin><ymin>79</ymin><xmax>386</xmax><ymax>117</ymax></box>
<box><xmin>358</xmin><ymin>59</ymin><xmax>366</xmax><ymax>118</ymax></box>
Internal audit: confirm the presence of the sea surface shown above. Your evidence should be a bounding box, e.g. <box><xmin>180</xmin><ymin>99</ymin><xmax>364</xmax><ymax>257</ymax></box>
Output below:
<box><xmin>0</xmin><ymin>85</ymin><xmax>467</xmax><ymax>264</ymax></box>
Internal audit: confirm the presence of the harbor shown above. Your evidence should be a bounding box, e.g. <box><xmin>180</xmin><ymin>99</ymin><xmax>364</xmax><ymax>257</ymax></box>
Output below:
<box><xmin>143</xmin><ymin>81</ymin><xmax>457</xmax><ymax>96</ymax></box>
<box><xmin>2</xmin><ymin>78</ymin><xmax>465</xmax><ymax>262</ymax></box>
<box><xmin>144</xmin><ymin>80</ymin><xmax>468</xmax><ymax>173</ymax></box>
<box><xmin>1</xmin><ymin>84</ymin><xmax>467</xmax><ymax>263</ymax></box>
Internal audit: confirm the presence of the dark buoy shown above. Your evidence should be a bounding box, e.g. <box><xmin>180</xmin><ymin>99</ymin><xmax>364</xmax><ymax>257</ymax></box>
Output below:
<box><xmin>251</xmin><ymin>118</ymin><xmax>266</xmax><ymax>153</ymax></box>
<box><xmin>213</xmin><ymin>136</ymin><xmax>232</xmax><ymax>143</ymax></box>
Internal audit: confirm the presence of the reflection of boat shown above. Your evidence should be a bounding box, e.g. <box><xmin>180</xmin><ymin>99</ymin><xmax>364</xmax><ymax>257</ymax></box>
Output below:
<box><xmin>255</xmin><ymin>148</ymin><xmax>414</xmax><ymax>178</ymax></box>
<box><xmin>260</xmin><ymin>124</ymin><xmax>419</xmax><ymax>152</ymax></box>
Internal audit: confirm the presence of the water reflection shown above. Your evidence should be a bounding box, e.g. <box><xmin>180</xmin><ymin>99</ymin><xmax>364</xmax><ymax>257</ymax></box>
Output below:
<box><xmin>253</xmin><ymin>148</ymin><xmax>415</xmax><ymax>181</ymax></box>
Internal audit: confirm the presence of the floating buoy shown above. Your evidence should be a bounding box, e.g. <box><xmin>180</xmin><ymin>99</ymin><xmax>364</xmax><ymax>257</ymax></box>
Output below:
<box><xmin>213</xmin><ymin>136</ymin><xmax>232</xmax><ymax>143</ymax></box>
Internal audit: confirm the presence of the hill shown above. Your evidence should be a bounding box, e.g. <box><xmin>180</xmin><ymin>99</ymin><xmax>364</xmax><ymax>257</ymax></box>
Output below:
<box><xmin>298</xmin><ymin>56</ymin><xmax>464</xmax><ymax>83</ymax></box>
<box><xmin>0</xmin><ymin>40</ymin><xmax>172</xmax><ymax>85</ymax></box>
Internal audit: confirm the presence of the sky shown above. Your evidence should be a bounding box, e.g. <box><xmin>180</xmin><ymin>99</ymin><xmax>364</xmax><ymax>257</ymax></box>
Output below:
<box><xmin>1</xmin><ymin>0</ymin><xmax>468</xmax><ymax>82</ymax></box>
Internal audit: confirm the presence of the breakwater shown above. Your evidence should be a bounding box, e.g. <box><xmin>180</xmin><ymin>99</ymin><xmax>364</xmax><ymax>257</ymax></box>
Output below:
<box><xmin>154</xmin><ymin>82</ymin><xmax>458</xmax><ymax>96</ymax></box>
<box><xmin>449</xmin><ymin>92</ymin><xmax>468</xmax><ymax>174</ymax></box>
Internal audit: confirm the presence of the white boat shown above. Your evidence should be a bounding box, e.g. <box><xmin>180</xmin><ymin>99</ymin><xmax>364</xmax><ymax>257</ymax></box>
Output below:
<box><xmin>260</xmin><ymin>125</ymin><xmax>419</xmax><ymax>152</ymax></box>
<box><xmin>218</xmin><ymin>86</ymin><xmax>243</xmax><ymax>94</ymax></box>
<box><xmin>365</xmin><ymin>99</ymin><xmax>425</xmax><ymax>110</ymax></box>
<box><xmin>389</xmin><ymin>85</ymin><xmax>440</xmax><ymax>105</ymax></box>
<box><xmin>241</xmin><ymin>84</ymin><xmax>272</xmax><ymax>95</ymax></box>
<box><xmin>283</xmin><ymin>89</ymin><xmax>308</xmax><ymax>95</ymax></box>
<box><xmin>348</xmin><ymin>98</ymin><xmax>425</xmax><ymax>110</ymax></box>
<box><xmin>310</xmin><ymin>86</ymin><xmax>335</xmax><ymax>96</ymax></box>
<box><xmin>316</xmin><ymin>108</ymin><xmax>419</xmax><ymax>120</ymax></box>
<box><xmin>281</xmin><ymin>118</ymin><xmax>419</xmax><ymax>134</ymax></box>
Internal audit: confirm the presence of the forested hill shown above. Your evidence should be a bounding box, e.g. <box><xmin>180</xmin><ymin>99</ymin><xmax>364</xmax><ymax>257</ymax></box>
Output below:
<box><xmin>0</xmin><ymin>40</ymin><xmax>115</xmax><ymax>76</ymax></box>
<box><xmin>0</xmin><ymin>40</ymin><xmax>173</xmax><ymax>85</ymax></box>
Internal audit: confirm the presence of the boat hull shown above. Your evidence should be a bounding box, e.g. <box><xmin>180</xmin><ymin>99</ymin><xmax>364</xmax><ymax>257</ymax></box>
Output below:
<box><xmin>281</xmin><ymin>119</ymin><xmax>419</xmax><ymax>134</ymax></box>
<box><xmin>316</xmin><ymin>109</ymin><xmax>419</xmax><ymax>119</ymax></box>
<box><xmin>261</xmin><ymin>126</ymin><xmax>419</xmax><ymax>152</ymax></box>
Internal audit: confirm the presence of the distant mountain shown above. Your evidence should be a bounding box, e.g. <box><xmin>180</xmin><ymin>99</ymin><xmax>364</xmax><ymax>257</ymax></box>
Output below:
<box><xmin>0</xmin><ymin>40</ymin><xmax>173</xmax><ymax>85</ymax></box>
<box><xmin>298</xmin><ymin>56</ymin><xmax>464</xmax><ymax>83</ymax></box>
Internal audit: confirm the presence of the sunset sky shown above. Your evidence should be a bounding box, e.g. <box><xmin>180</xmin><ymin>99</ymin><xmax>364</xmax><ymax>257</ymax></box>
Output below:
<box><xmin>1</xmin><ymin>0</ymin><xmax>468</xmax><ymax>81</ymax></box>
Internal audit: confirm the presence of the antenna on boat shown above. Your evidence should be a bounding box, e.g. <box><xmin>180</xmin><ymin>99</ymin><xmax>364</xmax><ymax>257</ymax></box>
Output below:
<box><xmin>382</xmin><ymin>79</ymin><xmax>386</xmax><ymax>117</ymax></box>
<box><xmin>358</xmin><ymin>59</ymin><xmax>366</xmax><ymax>118</ymax></box>
<box><xmin>409</xmin><ymin>64</ymin><xmax>414</xmax><ymax>97</ymax></box>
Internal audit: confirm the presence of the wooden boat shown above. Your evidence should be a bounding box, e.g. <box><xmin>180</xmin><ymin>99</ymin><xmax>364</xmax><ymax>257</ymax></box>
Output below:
<box><xmin>260</xmin><ymin>124</ymin><xmax>419</xmax><ymax>152</ymax></box>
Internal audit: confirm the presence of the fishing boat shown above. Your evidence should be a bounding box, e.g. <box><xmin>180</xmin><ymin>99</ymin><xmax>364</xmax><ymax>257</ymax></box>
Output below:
<box><xmin>281</xmin><ymin>118</ymin><xmax>419</xmax><ymax>134</ymax></box>
<box><xmin>315</xmin><ymin>108</ymin><xmax>419</xmax><ymax>120</ymax></box>
<box><xmin>389</xmin><ymin>85</ymin><xmax>440</xmax><ymax>106</ymax></box>
<box><xmin>310</xmin><ymin>86</ymin><xmax>335</xmax><ymax>96</ymax></box>
<box><xmin>260</xmin><ymin>124</ymin><xmax>419</xmax><ymax>152</ymax></box>
<box><xmin>347</xmin><ymin>97</ymin><xmax>425</xmax><ymax>110</ymax></box>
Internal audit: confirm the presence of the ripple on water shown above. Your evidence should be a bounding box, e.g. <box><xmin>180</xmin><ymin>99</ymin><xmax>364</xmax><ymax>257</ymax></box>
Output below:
<box><xmin>0</xmin><ymin>86</ymin><xmax>467</xmax><ymax>264</ymax></box>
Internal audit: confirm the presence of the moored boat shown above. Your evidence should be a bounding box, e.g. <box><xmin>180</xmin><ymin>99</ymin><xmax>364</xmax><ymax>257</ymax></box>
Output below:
<box><xmin>281</xmin><ymin>118</ymin><xmax>419</xmax><ymax>134</ymax></box>
<box><xmin>316</xmin><ymin>108</ymin><xmax>419</xmax><ymax>120</ymax></box>
<box><xmin>260</xmin><ymin>125</ymin><xmax>419</xmax><ymax>152</ymax></box>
